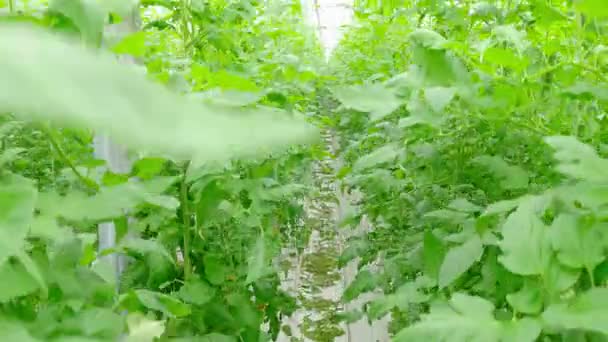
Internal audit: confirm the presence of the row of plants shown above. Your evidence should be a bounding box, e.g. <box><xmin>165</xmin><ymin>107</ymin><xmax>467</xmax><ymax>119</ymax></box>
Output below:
<box><xmin>326</xmin><ymin>0</ymin><xmax>608</xmax><ymax>341</ymax></box>
<box><xmin>0</xmin><ymin>0</ymin><xmax>331</xmax><ymax>340</ymax></box>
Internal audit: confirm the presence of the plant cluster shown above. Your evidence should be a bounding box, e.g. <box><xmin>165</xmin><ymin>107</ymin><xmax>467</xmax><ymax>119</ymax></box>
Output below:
<box><xmin>0</xmin><ymin>0</ymin><xmax>327</xmax><ymax>340</ymax></box>
<box><xmin>329</xmin><ymin>0</ymin><xmax>608</xmax><ymax>341</ymax></box>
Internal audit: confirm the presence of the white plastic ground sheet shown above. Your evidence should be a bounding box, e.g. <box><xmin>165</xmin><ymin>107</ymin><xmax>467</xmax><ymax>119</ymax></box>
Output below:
<box><xmin>276</xmin><ymin>1</ymin><xmax>390</xmax><ymax>341</ymax></box>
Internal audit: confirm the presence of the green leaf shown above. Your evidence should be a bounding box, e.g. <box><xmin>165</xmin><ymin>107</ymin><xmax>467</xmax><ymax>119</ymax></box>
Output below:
<box><xmin>438</xmin><ymin>234</ymin><xmax>484</xmax><ymax>288</ymax></box>
<box><xmin>545</xmin><ymin>136</ymin><xmax>608</xmax><ymax>182</ymax></box>
<box><xmin>196</xmin><ymin>89</ymin><xmax>265</xmax><ymax>107</ymax></box>
<box><xmin>99</xmin><ymin>0</ymin><xmax>138</xmax><ymax>18</ymax></box>
<box><xmin>343</xmin><ymin>269</ymin><xmax>377</xmax><ymax>302</ymax></box>
<box><xmin>200</xmin><ymin>333</ymin><xmax>237</xmax><ymax>342</ymax></box>
<box><xmin>178</xmin><ymin>278</ymin><xmax>216</xmax><ymax>306</ymax></box>
<box><xmin>126</xmin><ymin>313</ymin><xmax>165</xmax><ymax>342</ymax></box>
<box><xmin>0</xmin><ymin>174</ymin><xmax>36</xmax><ymax>267</ymax></box>
<box><xmin>394</xmin><ymin>293</ymin><xmax>540</xmax><ymax>342</ymax></box>
<box><xmin>0</xmin><ymin>147</ymin><xmax>26</xmax><ymax>168</ymax></box>
<box><xmin>492</xmin><ymin>25</ymin><xmax>529</xmax><ymax>54</ymax></box>
<box><xmin>482</xmin><ymin>47</ymin><xmax>528</xmax><ymax>71</ymax></box>
<box><xmin>68</xmin><ymin>307</ymin><xmax>124</xmax><ymax>337</ymax></box>
<box><xmin>352</xmin><ymin>144</ymin><xmax>400</xmax><ymax>172</ymax></box>
<box><xmin>393</xmin><ymin>293</ymin><xmax>494</xmax><ymax>341</ymax></box>
<box><xmin>473</xmin><ymin>156</ymin><xmax>528</xmax><ymax>190</ymax></box>
<box><xmin>506</xmin><ymin>280</ymin><xmax>543</xmax><ymax>315</ymax></box>
<box><xmin>424</xmin><ymin>209</ymin><xmax>469</xmax><ymax>223</ymax></box>
<box><xmin>0</xmin><ymin>320</ymin><xmax>40</xmax><ymax>342</ymax></box>
<box><xmin>0</xmin><ymin>260</ymin><xmax>41</xmax><ymax>302</ymax></box>
<box><xmin>483</xmin><ymin>196</ymin><xmax>527</xmax><ymax>216</ymax></box>
<box><xmin>498</xmin><ymin>200</ymin><xmax>551</xmax><ymax>276</ymax></box>
<box><xmin>424</xmin><ymin>86</ymin><xmax>456</xmax><ymax>112</ymax></box>
<box><xmin>561</xmin><ymin>82</ymin><xmax>608</xmax><ymax>101</ymax></box>
<box><xmin>448</xmin><ymin>198</ymin><xmax>482</xmax><ymax>213</ymax></box>
<box><xmin>332</xmin><ymin>83</ymin><xmax>403</xmax><ymax>121</ymax></box>
<box><xmin>132</xmin><ymin>157</ymin><xmax>167</xmax><ymax>180</ymax></box>
<box><xmin>542</xmin><ymin>288</ymin><xmax>608</xmax><ymax>334</ymax></box>
<box><xmin>203</xmin><ymin>255</ymin><xmax>226</xmax><ymax>286</ymax></box>
<box><xmin>576</xmin><ymin>0</ymin><xmax>608</xmax><ymax>19</ymax></box>
<box><xmin>502</xmin><ymin>318</ymin><xmax>542</xmax><ymax>341</ymax></box>
<box><xmin>0</xmin><ymin>23</ymin><xmax>318</xmax><ymax>163</ymax></box>
<box><xmin>245</xmin><ymin>235</ymin><xmax>267</xmax><ymax>284</ymax></box>
<box><xmin>550</xmin><ymin>214</ymin><xmax>604</xmax><ymax>271</ymax></box>
<box><xmin>120</xmin><ymin>238</ymin><xmax>173</xmax><ymax>262</ymax></box>
<box><xmin>16</xmin><ymin>251</ymin><xmax>48</xmax><ymax>297</ymax></box>
<box><xmin>111</xmin><ymin>31</ymin><xmax>147</xmax><ymax>57</ymax></box>
<box><xmin>423</xmin><ymin>230</ymin><xmax>447</xmax><ymax>284</ymax></box>
<box><xmin>409</xmin><ymin>29</ymin><xmax>447</xmax><ymax>49</ymax></box>
<box><xmin>49</xmin><ymin>0</ymin><xmax>104</xmax><ymax>46</ymax></box>
<box><xmin>367</xmin><ymin>279</ymin><xmax>430</xmax><ymax>320</ymax></box>
<box><xmin>134</xmin><ymin>290</ymin><xmax>191</xmax><ymax>318</ymax></box>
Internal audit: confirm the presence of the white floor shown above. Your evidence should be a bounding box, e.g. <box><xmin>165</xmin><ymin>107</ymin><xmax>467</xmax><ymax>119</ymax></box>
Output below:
<box><xmin>277</xmin><ymin>2</ymin><xmax>391</xmax><ymax>341</ymax></box>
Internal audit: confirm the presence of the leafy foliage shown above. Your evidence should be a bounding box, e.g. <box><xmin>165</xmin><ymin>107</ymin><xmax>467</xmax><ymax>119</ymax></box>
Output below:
<box><xmin>4</xmin><ymin>0</ymin><xmax>608</xmax><ymax>340</ymax></box>
<box><xmin>330</xmin><ymin>0</ymin><xmax>608</xmax><ymax>340</ymax></box>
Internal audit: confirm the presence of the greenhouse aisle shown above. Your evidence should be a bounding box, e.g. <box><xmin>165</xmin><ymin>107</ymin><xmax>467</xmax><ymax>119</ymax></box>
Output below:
<box><xmin>277</xmin><ymin>1</ymin><xmax>390</xmax><ymax>341</ymax></box>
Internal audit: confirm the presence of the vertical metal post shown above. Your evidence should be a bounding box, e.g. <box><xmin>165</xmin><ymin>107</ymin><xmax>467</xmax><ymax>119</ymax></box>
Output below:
<box><xmin>95</xmin><ymin>5</ymin><xmax>141</xmax><ymax>288</ymax></box>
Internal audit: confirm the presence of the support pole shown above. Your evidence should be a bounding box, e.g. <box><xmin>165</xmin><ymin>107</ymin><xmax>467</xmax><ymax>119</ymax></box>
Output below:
<box><xmin>95</xmin><ymin>4</ymin><xmax>141</xmax><ymax>288</ymax></box>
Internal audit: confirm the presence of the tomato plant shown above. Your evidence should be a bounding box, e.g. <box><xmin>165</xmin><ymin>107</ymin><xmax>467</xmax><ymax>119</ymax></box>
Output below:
<box><xmin>330</xmin><ymin>0</ymin><xmax>608</xmax><ymax>341</ymax></box>
<box><xmin>2</xmin><ymin>0</ymin><xmax>608</xmax><ymax>341</ymax></box>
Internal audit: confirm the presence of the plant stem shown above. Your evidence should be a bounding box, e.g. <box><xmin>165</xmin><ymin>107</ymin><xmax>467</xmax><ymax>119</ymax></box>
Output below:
<box><xmin>42</xmin><ymin>124</ymin><xmax>99</xmax><ymax>192</ymax></box>
<box><xmin>180</xmin><ymin>160</ymin><xmax>192</xmax><ymax>281</ymax></box>
<box><xmin>8</xmin><ymin>0</ymin><xmax>14</xmax><ymax>13</ymax></box>
<box><xmin>587</xmin><ymin>266</ymin><xmax>596</xmax><ymax>288</ymax></box>
<box><xmin>181</xmin><ymin>0</ymin><xmax>190</xmax><ymax>55</ymax></box>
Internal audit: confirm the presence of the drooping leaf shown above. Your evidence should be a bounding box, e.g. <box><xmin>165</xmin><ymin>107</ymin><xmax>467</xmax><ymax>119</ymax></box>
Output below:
<box><xmin>332</xmin><ymin>83</ymin><xmax>403</xmax><ymax>121</ymax></box>
<box><xmin>0</xmin><ymin>23</ymin><xmax>318</xmax><ymax>163</ymax></box>
<box><xmin>438</xmin><ymin>234</ymin><xmax>484</xmax><ymax>288</ymax></box>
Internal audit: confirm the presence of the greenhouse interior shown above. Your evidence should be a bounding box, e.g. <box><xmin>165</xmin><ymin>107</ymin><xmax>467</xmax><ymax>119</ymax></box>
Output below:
<box><xmin>1</xmin><ymin>0</ymin><xmax>608</xmax><ymax>341</ymax></box>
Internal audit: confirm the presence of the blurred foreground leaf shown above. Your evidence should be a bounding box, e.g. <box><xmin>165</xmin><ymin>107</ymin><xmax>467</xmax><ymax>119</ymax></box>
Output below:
<box><xmin>0</xmin><ymin>24</ymin><xmax>318</xmax><ymax>163</ymax></box>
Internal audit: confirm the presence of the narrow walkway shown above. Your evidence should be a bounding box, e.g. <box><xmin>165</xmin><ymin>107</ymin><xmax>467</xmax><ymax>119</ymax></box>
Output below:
<box><xmin>278</xmin><ymin>129</ymin><xmax>346</xmax><ymax>342</ymax></box>
<box><xmin>277</xmin><ymin>1</ymin><xmax>390</xmax><ymax>341</ymax></box>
